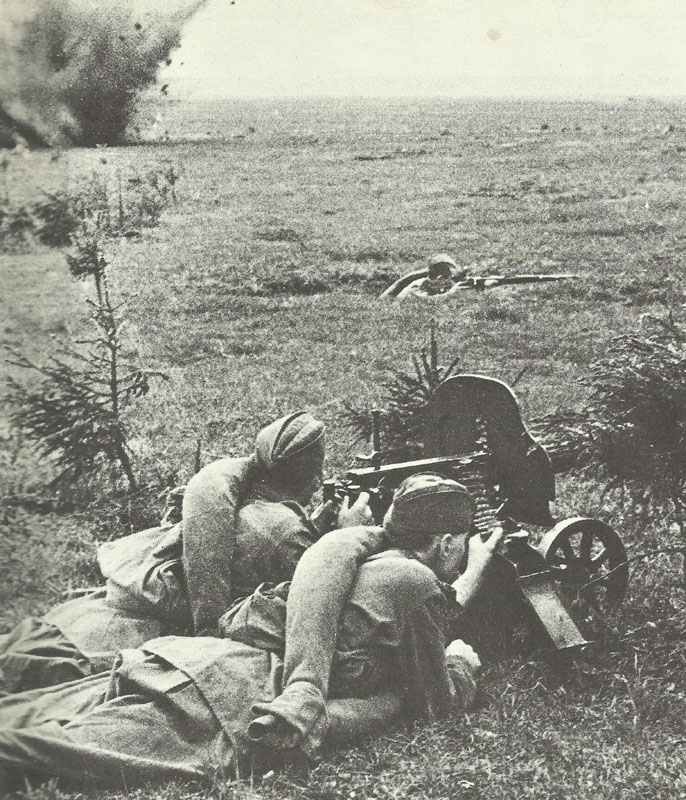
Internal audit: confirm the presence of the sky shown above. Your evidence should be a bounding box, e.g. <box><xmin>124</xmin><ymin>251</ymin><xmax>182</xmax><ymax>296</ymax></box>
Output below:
<box><xmin>159</xmin><ymin>0</ymin><xmax>686</xmax><ymax>98</ymax></box>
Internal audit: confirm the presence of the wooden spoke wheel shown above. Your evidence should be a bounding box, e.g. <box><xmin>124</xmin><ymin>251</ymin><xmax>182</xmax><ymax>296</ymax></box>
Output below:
<box><xmin>538</xmin><ymin>517</ymin><xmax>628</xmax><ymax>612</ymax></box>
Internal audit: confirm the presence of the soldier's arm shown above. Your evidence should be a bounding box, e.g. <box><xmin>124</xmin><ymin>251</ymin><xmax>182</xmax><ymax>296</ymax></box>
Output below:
<box><xmin>247</xmin><ymin>520</ymin><xmax>386</xmax><ymax>754</ymax></box>
<box><xmin>182</xmin><ymin>457</ymin><xmax>254</xmax><ymax>633</ymax></box>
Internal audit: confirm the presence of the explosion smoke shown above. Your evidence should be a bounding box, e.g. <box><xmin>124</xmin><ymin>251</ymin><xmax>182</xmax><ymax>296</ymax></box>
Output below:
<box><xmin>0</xmin><ymin>0</ymin><xmax>207</xmax><ymax>147</ymax></box>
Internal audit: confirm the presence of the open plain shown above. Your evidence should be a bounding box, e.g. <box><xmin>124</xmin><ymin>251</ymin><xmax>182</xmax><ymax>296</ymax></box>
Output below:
<box><xmin>1</xmin><ymin>96</ymin><xmax>686</xmax><ymax>799</ymax></box>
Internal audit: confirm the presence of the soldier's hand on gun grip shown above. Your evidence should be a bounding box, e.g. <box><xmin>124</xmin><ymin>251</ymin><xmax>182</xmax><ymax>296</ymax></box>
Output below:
<box><xmin>465</xmin><ymin>524</ymin><xmax>505</xmax><ymax>578</ymax></box>
<box><xmin>445</xmin><ymin>639</ymin><xmax>482</xmax><ymax>673</ymax></box>
<box><xmin>337</xmin><ymin>492</ymin><xmax>374</xmax><ymax>528</ymax></box>
<box><xmin>452</xmin><ymin>525</ymin><xmax>505</xmax><ymax>607</ymax></box>
<box><xmin>310</xmin><ymin>499</ymin><xmax>341</xmax><ymax>535</ymax></box>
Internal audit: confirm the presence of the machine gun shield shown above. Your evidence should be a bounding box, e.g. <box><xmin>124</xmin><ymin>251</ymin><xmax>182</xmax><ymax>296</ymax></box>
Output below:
<box><xmin>424</xmin><ymin>374</ymin><xmax>555</xmax><ymax>526</ymax></box>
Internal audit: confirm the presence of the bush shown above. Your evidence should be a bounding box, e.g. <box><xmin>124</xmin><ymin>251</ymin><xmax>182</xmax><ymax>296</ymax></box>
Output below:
<box><xmin>31</xmin><ymin>191</ymin><xmax>82</xmax><ymax>246</ymax></box>
<box><xmin>1</xmin><ymin>164</ymin><xmax>179</xmax><ymax>251</ymax></box>
<box><xmin>579</xmin><ymin>313</ymin><xmax>686</xmax><ymax>520</ymax></box>
<box><xmin>343</xmin><ymin>325</ymin><xmax>463</xmax><ymax>458</ymax></box>
<box><xmin>6</xmin><ymin>217</ymin><xmax>167</xmax><ymax>495</ymax></box>
<box><xmin>0</xmin><ymin>202</ymin><xmax>35</xmax><ymax>251</ymax></box>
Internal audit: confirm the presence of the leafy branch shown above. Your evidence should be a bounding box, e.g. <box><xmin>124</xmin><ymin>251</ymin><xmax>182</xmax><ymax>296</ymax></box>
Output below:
<box><xmin>5</xmin><ymin>213</ymin><xmax>167</xmax><ymax>493</ymax></box>
<box><xmin>578</xmin><ymin>313</ymin><xmax>686</xmax><ymax>520</ymax></box>
<box><xmin>343</xmin><ymin>324</ymin><xmax>463</xmax><ymax>459</ymax></box>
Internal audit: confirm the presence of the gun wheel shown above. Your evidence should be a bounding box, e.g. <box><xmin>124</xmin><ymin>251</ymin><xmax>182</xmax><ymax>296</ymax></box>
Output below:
<box><xmin>539</xmin><ymin>517</ymin><xmax>628</xmax><ymax>613</ymax></box>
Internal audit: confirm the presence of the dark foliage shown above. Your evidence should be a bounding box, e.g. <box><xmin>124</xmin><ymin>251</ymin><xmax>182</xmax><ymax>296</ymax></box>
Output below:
<box><xmin>343</xmin><ymin>325</ymin><xmax>463</xmax><ymax>458</ymax></box>
<box><xmin>6</xmin><ymin>349</ymin><xmax>149</xmax><ymax>491</ymax></box>
<box><xmin>6</xmin><ymin>221</ymin><xmax>166</xmax><ymax>493</ymax></box>
<box><xmin>0</xmin><ymin>202</ymin><xmax>35</xmax><ymax>250</ymax></box>
<box><xmin>579</xmin><ymin>313</ymin><xmax>686</xmax><ymax>517</ymax></box>
<box><xmin>527</xmin><ymin>411</ymin><xmax>590</xmax><ymax>474</ymax></box>
<box><xmin>31</xmin><ymin>191</ymin><xmax>82</xmax><ymax>246</ymax></box>
<box><xmin>0</xmin><ymin>165</ymin><xmax>178</xmax><ymax>251</ymax></box>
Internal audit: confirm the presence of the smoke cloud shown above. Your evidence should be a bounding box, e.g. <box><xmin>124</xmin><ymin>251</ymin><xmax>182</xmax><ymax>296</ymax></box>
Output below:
<box><xmin>0</xmin><ymin>0</ymin><xmax>207</xmax><ymax>147</ymax></box>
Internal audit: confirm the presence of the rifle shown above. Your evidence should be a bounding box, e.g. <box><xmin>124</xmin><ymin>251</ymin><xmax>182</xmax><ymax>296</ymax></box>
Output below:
<box><xmin>380</xmin><ymin>270</ymin><xmax>578</xmax><ymax>299</ymax></box>
<box><xmin>455</xmin><ymin>273</ymin><xmax>578</xmax><ymax>291</ymax></box>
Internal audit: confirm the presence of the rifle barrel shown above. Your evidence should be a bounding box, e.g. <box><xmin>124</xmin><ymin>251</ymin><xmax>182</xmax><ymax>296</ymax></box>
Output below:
<box><xmin>492</xmin><ymin>273</ymin><xmax>578</xmax><ymax>285</ymax></box>
<box><xmin>460</xmin><ymin>273</ymin><xmax>579</xmax><ymax>289</ymax></box>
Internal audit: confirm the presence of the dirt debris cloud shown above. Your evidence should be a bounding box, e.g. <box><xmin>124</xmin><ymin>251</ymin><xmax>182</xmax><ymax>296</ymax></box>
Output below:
<box><xmin>0</xmin><ymin>0</ymin><xmax>207</xmax><ymax>147</ymax></box>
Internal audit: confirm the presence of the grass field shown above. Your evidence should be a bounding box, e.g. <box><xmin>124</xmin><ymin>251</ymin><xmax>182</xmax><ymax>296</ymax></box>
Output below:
<box><xmin>1</xmin><ymin>96</ymin><xmax>686</xmax><ymax>799</ymax></box>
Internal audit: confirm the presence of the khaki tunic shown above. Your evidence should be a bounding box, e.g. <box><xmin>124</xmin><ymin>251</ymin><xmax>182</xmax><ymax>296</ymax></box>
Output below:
<box><xmin>0</xmin><ymin>458</ymin><xmax>315</xmax><ymax>694</ymax></box>
<box><xmin>0</xmin><ymin>551</ymin><xmax>476</xmax><ymax>790</ymax></box>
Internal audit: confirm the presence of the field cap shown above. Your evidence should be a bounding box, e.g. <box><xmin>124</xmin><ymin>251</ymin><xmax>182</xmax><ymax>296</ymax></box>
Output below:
<box><xmin>427</xmin><ymin>252</ymin><xmax>468</xmax><ymax>281</ymax></box>
<box><xmin>428</xmin><ymin>253</ymin><xmax>457</xmax><ymax>270</ymax></box>
<box><xmin>385</xmin><ymin>472</ymin><xmax>475</xmax><ymax>542</ymax></box>
<box><xmin>256</xmin><ymin>411</ymin><xmax>325</xmax><ymax>469</ymax></box>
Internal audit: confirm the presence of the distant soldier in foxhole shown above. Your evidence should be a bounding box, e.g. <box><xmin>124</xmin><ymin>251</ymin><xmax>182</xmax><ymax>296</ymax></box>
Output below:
<box><xmin>386</xmin><ymin>253</ymin><xmax>467</xmax><ymax>299</ymax></box>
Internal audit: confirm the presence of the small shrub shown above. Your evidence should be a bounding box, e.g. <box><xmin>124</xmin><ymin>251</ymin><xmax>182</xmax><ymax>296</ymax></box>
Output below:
<box><xmin>31</xmin><ymin>191</ymin><xmax>81</xmax><ymax>246</ymax></box>
<box><xmin>2</xmin><ymin>165</ymin><xmax>179</xmax><ymax>251</ymax></box>
<box><xmin>6</xmin><ymin>219</ymin><xmax>167</xmax><ymax>494</ymax></box>
<box><xmin>0</xmin><ymin>202</ymin><xmax>35</xmax><ymax>250</ymax></box>
<box><xmin>579</xmin><ymin>313</ymin><xmax>686</xmax><ymax>521</ymax></box>
<box><xmin>124</xmin><ymin>165</ymin><xmax>178</xmax><ymax>231</ymax></box>
<box><xmin>343</xmin><ymin>325</ymin><xmax>463</xmax><ymax>457</ymax></box>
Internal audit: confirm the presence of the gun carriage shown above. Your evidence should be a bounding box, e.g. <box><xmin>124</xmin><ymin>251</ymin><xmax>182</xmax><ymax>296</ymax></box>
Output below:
<box><xmin>325</xmin><ymin>375</ymin><xmax>629</xmax><ymax>654</ymax></box>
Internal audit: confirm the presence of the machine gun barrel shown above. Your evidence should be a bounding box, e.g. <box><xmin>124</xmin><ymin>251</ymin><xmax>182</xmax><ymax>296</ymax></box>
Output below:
<box><xmin>324</xmin><ymin>453</ymin><xmax>496</xmax><ymax>525</ymax></box>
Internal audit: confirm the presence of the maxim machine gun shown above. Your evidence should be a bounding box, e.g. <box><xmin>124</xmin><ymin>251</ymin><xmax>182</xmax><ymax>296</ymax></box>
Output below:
<box><xmin>325</xmin><ymin>375</ymin><xmax>629</xmax><ymax>655</ymax></box>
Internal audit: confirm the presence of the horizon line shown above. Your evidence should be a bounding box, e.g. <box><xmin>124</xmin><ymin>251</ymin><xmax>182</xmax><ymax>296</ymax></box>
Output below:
<box><xmin>153</xmin><ymin>91</ymin><xmax>686</xmax><ymax>103</ymax></box>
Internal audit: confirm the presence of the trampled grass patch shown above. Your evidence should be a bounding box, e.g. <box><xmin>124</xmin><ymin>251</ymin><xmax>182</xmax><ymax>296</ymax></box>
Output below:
<box><xmin>2</xmin><ymin>97</ymin><xmax>686</xmax><ymax>800</ymax></box>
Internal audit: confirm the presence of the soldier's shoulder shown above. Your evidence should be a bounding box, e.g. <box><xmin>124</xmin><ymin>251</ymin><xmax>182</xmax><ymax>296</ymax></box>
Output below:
<box><xmin>238</xmin><ymin>497</ymin><xmax>306</xmax><ymax>530</ymax></box>
<box><xmin>364</xmin><ymin>552</ymin><xmax>440</xmax><ymax>593</ymax></box>
<box><xmin>190</xmin><ymin>455</ymin><xmax>252</xmax><ymax>480</ymax></box>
